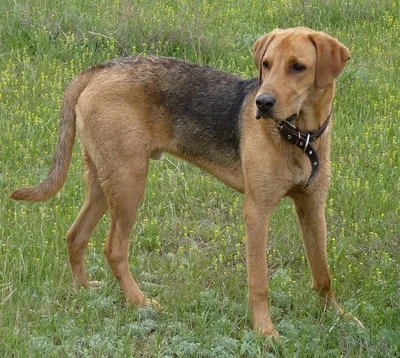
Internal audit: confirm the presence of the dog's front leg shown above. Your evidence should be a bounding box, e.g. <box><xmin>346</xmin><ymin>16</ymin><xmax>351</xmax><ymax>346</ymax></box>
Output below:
<box><xmin>244</xmin><ymin>194</ymin><xmax>280</xmax><ymax>340</ymax></box>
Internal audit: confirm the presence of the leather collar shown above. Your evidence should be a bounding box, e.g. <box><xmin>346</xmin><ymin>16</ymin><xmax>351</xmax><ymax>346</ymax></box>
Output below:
<box><xmin>277</xmin><ymin>110</ymin><xmax>332</xmax><ymax>188</ymax></box>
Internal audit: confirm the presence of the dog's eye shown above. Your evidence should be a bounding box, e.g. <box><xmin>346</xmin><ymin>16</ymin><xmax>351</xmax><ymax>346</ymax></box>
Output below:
<box><xmin>292</xmin><ymin>63</ymin><xmax>306</xmax><ymax>72</ymax></box>
<box><xmin>262</xmin><ymin>61</ymin><xmax>269</xmax><ymax>69</ymax></box>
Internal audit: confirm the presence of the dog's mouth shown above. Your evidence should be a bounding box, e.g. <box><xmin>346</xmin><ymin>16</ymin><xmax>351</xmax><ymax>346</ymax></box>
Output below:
<box><xmin>255</xmin><ymin>109</ymin><xmax>297</xmax><ymax>123</ymax></box>
<box><xmin>255</xmin><ymin>109</ymin><xmax>263</xmax><ymax>120</ymax></box>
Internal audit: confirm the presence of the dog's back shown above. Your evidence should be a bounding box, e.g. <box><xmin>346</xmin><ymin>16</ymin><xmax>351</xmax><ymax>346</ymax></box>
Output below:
<box><xmin>109</xmin><ymin>56</ymin><xmax>258</xmax><ymax>165</ymax></box>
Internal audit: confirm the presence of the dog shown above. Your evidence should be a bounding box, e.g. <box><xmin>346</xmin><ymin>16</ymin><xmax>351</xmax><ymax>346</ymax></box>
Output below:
<box><xmin>11</xmin><ymin>27</ymin><xmax>350</xmax><ymax>339</ymax></box>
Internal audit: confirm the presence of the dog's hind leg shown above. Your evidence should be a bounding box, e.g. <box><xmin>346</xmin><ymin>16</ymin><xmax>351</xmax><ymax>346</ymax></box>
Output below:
<box><xmin>101</xmin><ymin>156</ymin><xmax>159</xmax><ymax>309</ymax></box>
<box><xmin>66</xmin><ymin>151</ymin><xmax>108</xmax><ymax>289</ymax></box>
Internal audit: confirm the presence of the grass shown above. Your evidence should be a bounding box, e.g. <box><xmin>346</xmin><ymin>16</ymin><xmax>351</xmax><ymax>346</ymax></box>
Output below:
<box><xmin>0</xmin><ymin>0</ymin><xmax>399</xmax><ymax>356</ymax></box>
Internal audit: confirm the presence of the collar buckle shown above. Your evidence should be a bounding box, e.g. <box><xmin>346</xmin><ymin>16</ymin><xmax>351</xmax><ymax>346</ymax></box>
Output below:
<box><xmin>303</xmin><ymin>133</ymin><xmax>310</xmax><ymax>152</ymax></box>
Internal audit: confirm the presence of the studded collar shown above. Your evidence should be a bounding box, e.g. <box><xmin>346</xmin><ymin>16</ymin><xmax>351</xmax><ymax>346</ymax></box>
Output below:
<box><xmin>277</xmin><ymin>110</ymin><xmax>332</xmax><ymax>188</ymax></box>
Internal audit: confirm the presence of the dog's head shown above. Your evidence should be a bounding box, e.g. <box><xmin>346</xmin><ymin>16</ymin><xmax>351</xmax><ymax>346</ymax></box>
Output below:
<box><xmin>253</xmin><ymin>27</ymin><xmax>350</xmax><ymax>121</ymax></box>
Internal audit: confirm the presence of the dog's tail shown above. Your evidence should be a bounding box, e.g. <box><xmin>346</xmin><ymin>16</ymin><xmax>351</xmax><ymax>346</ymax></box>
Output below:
<box><xmin>10</xmin><ymin>65</ymin><xmax>101</xmax><ymax>202</ymax></box>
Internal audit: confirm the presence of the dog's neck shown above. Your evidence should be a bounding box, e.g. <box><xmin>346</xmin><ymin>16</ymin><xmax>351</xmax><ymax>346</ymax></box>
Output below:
<box><xmin>275</xmin><ymin>84</ymin><xmax>335</xmax><ymax>187</ymax></box>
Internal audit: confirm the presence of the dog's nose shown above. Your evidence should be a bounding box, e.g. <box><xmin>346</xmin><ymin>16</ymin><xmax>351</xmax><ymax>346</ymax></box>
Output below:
<box><xmin>255</xmin><ymin>94</ymin><xmax>276</xmax><ymax>114</ymax></box>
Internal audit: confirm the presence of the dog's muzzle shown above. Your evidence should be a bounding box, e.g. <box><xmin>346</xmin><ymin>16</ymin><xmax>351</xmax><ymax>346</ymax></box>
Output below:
<box><xmin>255</xmin><ymin>94</ymin><xmax>297</xmax><ymax>122</ymax></box>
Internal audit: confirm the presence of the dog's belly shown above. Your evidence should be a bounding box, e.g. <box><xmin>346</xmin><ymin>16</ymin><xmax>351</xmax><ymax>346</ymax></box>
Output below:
<box><xmin>168</xmin><ymin>148</ymin><xmax>246</xmax><ymax>194</ymax></box>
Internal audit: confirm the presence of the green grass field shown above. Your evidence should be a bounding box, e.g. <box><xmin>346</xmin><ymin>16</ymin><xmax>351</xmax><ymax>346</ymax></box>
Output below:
<box><xmin>1</xmin><ymin>0</ymin><xmax>399</xmax><ymax>356</ymax></box>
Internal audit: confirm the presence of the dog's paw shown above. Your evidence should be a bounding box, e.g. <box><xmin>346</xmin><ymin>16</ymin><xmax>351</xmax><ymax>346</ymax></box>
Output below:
<box><xmin>262</xmin><ymin>328</ymin><xmax>281</xmax><ymax>342</ymax></box>
<box><xmin>141</xmin><ymin>297</ymin><xmax>163</xmax><ymax>312</ymax></box>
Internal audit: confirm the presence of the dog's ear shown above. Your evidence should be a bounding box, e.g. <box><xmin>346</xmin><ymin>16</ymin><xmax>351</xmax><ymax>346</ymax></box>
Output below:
<box><xmin>309</xmin><ymin>32</ymin><xmax>350</xmax><ymax>89</ymax></box>
<box><xmin>253</xmin><ymin>30</ymin><xmax>282</xmax><ymax>83</ymax></box>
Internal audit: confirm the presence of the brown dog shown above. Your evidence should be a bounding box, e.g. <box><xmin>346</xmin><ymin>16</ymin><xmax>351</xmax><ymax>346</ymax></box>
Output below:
<box><xmin>11</xmin><ymin>27</ymin><xmax>350</xmax><ymax>338</ymax></box>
